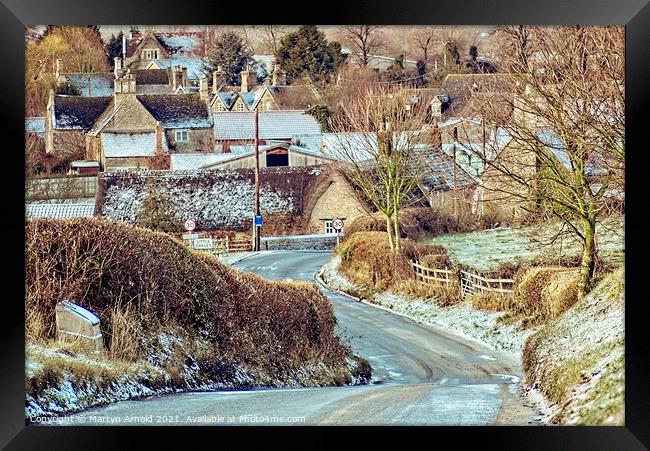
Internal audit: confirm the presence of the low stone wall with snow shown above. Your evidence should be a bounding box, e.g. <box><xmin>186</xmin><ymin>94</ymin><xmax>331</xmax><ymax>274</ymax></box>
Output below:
<box><xmin>261</xmin><ymin>234</ymin><xmax>338</xmax><ymax>251</ymax></box>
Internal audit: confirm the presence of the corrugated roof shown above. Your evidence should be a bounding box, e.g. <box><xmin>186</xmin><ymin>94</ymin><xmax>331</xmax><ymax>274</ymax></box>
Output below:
<box><xmin>26</xmin><ymin>203</ymin><xmax>95</xmax><ymax>219</ymax></box>
<box><xmin>137</xmin><ymin>94</ymin><xmax>212</xmax><ymax>128</ymax></box>
<box><xmin>25</xmin><ymin>117</ymin><xmax>46</xmax><ymax>134</ymax></box>
<box><xmin>213</xmin><ymin>111</ymin><xmax>321</xmax><ymax>141</ymax></box>
<box><xmin>54</xmin><ymin>96</ymin><xmax>112</xmax><ymax>130</ymax></box>
<box><xmin>101</xmin><ymin>132</ymin><xmax>158</xmax><ymax>158</ymax></box>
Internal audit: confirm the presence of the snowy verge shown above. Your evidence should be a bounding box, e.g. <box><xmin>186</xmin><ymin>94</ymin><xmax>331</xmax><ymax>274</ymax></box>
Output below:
<box><xmin>26</xmin><ymin>330</ymin><xmax>370</xmax><ymax>421</ymax></box>
<box><xmin>317</xmin><ymin>255</ymin><xmax>538</xmax><ymax>358</ymax></box>
<box><xmin>522</xmin><ymin>269</ymin><xmax>625</xmax><ymax>425</ymax></box>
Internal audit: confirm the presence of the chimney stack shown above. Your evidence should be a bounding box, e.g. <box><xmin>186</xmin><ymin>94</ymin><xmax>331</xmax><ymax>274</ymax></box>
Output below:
<box><xmin>430</xmin><ymin>96</ymin><xmax>442</xmax><ymax>122</ymax></box>
<box><xmin>114</xmin><ymin>69</ymin><xmax>136</xmax><ymax>109</ymax></box>
<box><xmin>199</xmin><ymin>76</ymin><xmax>209</xmax><ymax>100</ymax></box>
<box><xmin>114</xmin><ymin>57</ymin><xmax>122</xmax><ymax>79</ymax></box>
<box><xmin>240</xmin><ymin>65</ymin><xmax>256</xmax><ymax>93</ymax></box>
<box><xmin>172</xmin><ymin>65</ymin><xmax>187</xmax><ymax>91</ymax></box>
<box><xmin>271</xmin><ymin>64</ymin><xmax>286</xmax><ymax>86</ymax></box>
<box><xmin>212</xmin><ymin>66</ymin><xmax>224</xmax><ymax>93</ymax></box>
<box><xmin>55</xmin><ymin>58</ymin><xmax>63</xmax><ymax>79</ymax></box>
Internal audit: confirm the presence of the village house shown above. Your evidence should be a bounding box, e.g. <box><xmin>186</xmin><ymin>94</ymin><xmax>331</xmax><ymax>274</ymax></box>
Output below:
<box><xmin>54</xmin><ymin>57</ymin><xmax>191</xmax><ymax>97</ymax></box>
<box><xmin>97</xmin><ymin>166</ymin><xmax>369</xmax><ymax>235</ymax></box>
<box><xmin>124</xmin><ymin>30</ymin><xmax>205</xmax><ymax>67</ymax></box>
<box><xmin>46</xmin><ymin>69</ymin><xmax>213</xmax><ymax>172</ymax></box>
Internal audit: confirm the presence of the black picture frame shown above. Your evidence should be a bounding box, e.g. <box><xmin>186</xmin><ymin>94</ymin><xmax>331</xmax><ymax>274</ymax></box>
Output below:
<box><xmin>3</xmin><ymin>0</ymin><xmax>647</xmax><ymax>448</ymax></box>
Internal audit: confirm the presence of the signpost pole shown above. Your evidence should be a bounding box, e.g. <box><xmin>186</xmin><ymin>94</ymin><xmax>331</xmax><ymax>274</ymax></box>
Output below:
<box><xmin>253</xmin><ymin>110</ymin><xmax>261</xmax><ymax>252</ymax></box>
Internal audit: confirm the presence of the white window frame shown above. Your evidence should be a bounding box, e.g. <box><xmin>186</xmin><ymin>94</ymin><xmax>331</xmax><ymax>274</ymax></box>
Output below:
<box><xmin>175</xmin><ymin>130</ymin><xmax>189</xmax><ymax>143</ymax></box>
<box><xmin>143</xmin><ymin>49</ymin><xmax>159</xmax><ymax>60</ymax></box>
<box><xmin>237</xmin><ymin>102</ymin><xmax>244</xmax><ymax>112</ymax></box>
<box><xmin>324</xmin><ymin>220</ymin><xmax>335</xmax><ymax>235</ymax></box>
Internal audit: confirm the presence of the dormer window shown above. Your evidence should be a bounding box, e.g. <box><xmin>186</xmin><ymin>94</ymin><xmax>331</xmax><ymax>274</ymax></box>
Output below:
<box><xmin>237</xmin><ymin>102</ymin><xmax>244</xmax><ymax>112</ymax></box>
<box><xmin>175</xmin><ymin>130</ymin><xmax>189</xmax><ymax>142</ymax></box>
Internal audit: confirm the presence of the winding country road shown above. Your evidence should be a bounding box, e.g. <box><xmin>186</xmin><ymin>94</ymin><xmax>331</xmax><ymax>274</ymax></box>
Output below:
<box><xmin>68</xmin><ymin>251</ymin><xmax>537</xmax><ymax>425</ymax></box>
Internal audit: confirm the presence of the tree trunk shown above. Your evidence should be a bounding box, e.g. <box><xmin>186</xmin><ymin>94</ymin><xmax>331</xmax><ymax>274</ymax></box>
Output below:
<box><xmin>385</xmin><ymin>214</ymin><xmax>395</xmax><ymax>251</ymax></box>
<box><xmin>578</xmin><ymin>218</ymin><xmax>596</xmax><ymax>299</ymax></box>
<box><xmin>393</xmin><ymin>208</ymin><xmax>401</xmax><ymax>251</ymax></box>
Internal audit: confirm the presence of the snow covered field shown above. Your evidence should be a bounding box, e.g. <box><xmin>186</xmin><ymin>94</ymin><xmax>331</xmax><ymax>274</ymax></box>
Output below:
<box><xmin>424</xmin><ymin>215</ymin><xmax>624</xmax><ymax>271</ymax></box>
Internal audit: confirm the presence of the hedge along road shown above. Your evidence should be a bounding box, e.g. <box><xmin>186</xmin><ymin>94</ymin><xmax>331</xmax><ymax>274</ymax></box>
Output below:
<box><xmin>68</xmin><ymin>251</ymin><xmax>538</xmax><ymax>425</ymax></box>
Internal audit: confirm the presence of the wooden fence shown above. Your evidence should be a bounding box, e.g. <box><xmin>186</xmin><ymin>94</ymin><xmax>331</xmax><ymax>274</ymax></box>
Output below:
<box><xmin>460</xmin><ymin>270</ymin><xmax>514</xmax><ymax>298</ymax></box>
<box><xmin>410</xmin><ymin>261</ymin><xmax>454</xmax><ymax>286</ymax></box>
<box><xmin>410</xmin><ymin>260</ymin><xmax>515</xmax><ymax>298</ymax></box>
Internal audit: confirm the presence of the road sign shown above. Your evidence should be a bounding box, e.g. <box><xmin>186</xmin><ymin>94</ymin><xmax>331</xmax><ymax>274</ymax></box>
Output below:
<box><xmin>192</xmin><ymin>238</ymin><xmax>213</xmax><ymax>250</ymax></box>
<box><xmin>184</xmin><ymin>218</ymin><xmax>196</xmax><ymax>232</ymax></box>
<box><xmin>182</xmin><ymin>233</ymin><xmax>198</xmax><ymax>240</ymax></box>
<box><xmin>255</xmin><ymin>215</ymin><xmax>263</xmax><ymax>226</ymax></box>
<box><xmin>333</xmin><ymin>218</ymin><xmax>344</xmax><ymax>231</ymax></box>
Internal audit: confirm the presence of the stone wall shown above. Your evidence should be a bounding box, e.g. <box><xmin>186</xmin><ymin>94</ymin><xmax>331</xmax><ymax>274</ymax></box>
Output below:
<box><xmin>261</xmin><ymin>234</ymin><xmax>339</xmax><ymax>251</ymax></box>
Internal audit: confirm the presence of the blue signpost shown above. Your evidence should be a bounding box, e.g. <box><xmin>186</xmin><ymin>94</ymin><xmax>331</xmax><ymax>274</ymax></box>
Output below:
<box><xmin>255</xmin><ymin>215</ymin><xmax>263</xmax><ymax>227</ymax></box>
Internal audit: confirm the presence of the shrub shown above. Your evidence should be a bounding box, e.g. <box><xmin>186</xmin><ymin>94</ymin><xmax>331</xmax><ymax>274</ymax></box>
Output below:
<box><xmin>25</xmin><ymin>218</ymin><xmax>353</xmax><ymax>376</ymax></box>
<box><xmin>513</xmin><ymin>267</ymin><xmax>580</xmax><ymax>327</ymax></box>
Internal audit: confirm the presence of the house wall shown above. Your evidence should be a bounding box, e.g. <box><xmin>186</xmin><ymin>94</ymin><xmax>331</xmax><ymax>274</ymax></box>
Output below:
<box><xmin>308</xmin><ymin>173</ymin><xmax>367</xmax><ymax>234</ymax></box>
<box><xmin>252</xmin><ymin>90</ymin><xmax>280</xmax><ymax>112</ymax></box>
<box><xmin>104</xmin><ymin>156</ymin><xmax>155</xmax><ymax>171</ymax></box>
<box><xmin>126</xmin><ymin>35</ymin><xmax>170</xmax><ymax>67</ymax></box>
<box><xmin>478</xmin><ymin>139</ymin><xmax>537</xmax><ymax>218</ymax></box>
<box><xmin>165</xmin><ymin>128</ymin><xmax>214</xmax><ymax>153</ymax></box>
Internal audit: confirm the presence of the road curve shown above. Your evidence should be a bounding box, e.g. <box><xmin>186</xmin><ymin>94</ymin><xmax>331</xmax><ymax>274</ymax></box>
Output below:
<box><xmin>68</xmin><ymin>251</ymin><xmax>537</xmax><ymax>425</ymax></box>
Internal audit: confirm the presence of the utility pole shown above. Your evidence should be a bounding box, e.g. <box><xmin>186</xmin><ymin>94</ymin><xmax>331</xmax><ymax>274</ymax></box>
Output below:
<box><xmin>253</xmin><ymin>110</ymin><xmax>261</xmax><ymax>252</ymax></box>
<box><xmin>453</xmin><ymin>126</ymin><xmax>458</xmax><ymax>218</ymax></box>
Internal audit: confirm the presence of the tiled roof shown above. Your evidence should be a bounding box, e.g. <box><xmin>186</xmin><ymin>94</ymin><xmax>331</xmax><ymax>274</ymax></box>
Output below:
<box><xmin>419</xmin><ymin>148</ymin><xmax>476</xmax><ymax>192</ymax></box>
<box><xmin>155</xmin><ymin>33</ymin><xmax>204</xmax><ymax>57</ymax></box>
<box><xmin>150</xmin><ymin>58</ymin><xmax>205</xmax><ymax>80</ymax></box>
<box><xmin>216</xmin><ymin>92</ymin><xmax>237</xmax><ymax>109</ymax></box>
<box><xmin>137</xmin><ymin>94</ymin><xmax>212</xmax><ymax>128</ymax></box>
<box><xmin>25</xmin><ymin>117</ymin><xmax>46</xmax><ymax>134</ymax></box>
<box><xmin>101</xmin><ymin>132</ymin><xmax>158</xmax><ymax>158</ymax></box>
<box><xmin>213</xmin><ymin>111</ymin><xmax>321</xmax><ymax>141</ymax></box>
<box><xmin>26</xmin><ymin>203</ymin><xmax>95</xmax><ymax>219</ymax></box>
<box><xmin>64</xmin><ymin>73</ymin><xmax>114</xmax><ymax>97</ymax></box>
<box><xmin>131</xmin><ymin>69</ymin><xmax>170</xmax><ymax>85</ymax></box>
<box><xmin>440</xmin><ymin>74</ymin><xmax>520</xmax><ymax>121</ymax></box>
<box><xmin>53</xmin><ymin>95</ymin><xmax>112</xmax><ymax>130</ymax></box>
<box><xmin>136</xmin><ymin>84</ymin><xmax>174</xmax><ymax>95</ymax></box>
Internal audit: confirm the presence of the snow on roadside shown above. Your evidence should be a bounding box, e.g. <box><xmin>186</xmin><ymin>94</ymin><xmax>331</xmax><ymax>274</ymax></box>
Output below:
<box><xmin>318</xmin><ymin>255</ymin><xmax>538</xmax><ymax>358</ymax></box>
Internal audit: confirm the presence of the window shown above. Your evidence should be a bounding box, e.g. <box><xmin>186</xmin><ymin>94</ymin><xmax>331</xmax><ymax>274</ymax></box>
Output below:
<box><xmin>265</xmin><ymin>101</ymin><xmax>272</xmax><ymax>111</ymax></box>
<box><xmin>237</xmin><ymin>102</ymin><xmax>244</xmax><ymax>112</ymax></box>
<box><xmin>143</xmin><ymin>49</ymin><xmax>159</xmax><ymax>60</ymax></box>
<box><xmin>175</xmin><ymin>130</ymin><xmax>189</xmax><ymax>142</ymax></box>
<box><xmin>324</xmin><ymin>220</ymin><xmax>335</xmax><ymax>234</ymax></box>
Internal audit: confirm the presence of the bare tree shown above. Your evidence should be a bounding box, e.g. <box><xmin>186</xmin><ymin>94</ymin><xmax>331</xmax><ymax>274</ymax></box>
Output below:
<box><xmin>409</xmin><ymin>27</ymin><xmax>436</xmax><ymax>66</ymax></box>
<box><xmin>462</xmin><ymin>26</ymin><xmax>624</xmax><ymax>297</ymax></box>
<box><xmin>261</xmin><ymin>25</ymin><xmax>288</xmax><ymax>54</ymax></box>
<box><xmin>342</xmin><ymin>26</ymin><xmax>384</xmax><ymax>67</ymax></box>
<box><xmin>328</xmin><ymin>85</ymin><xmax>438</xmax><ymax>251</ymax></box>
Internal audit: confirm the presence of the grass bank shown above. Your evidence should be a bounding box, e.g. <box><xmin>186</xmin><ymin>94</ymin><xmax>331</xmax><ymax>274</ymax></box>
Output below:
<box><xmin>25</xmin><ymin>218</ymin><xmax>371</xmax><ymax>418</ymax></box>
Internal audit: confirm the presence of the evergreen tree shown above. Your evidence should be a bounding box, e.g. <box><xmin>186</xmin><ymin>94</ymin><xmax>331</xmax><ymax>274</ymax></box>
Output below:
<box><xmin>136</xmin><ymin>184</ymin><xmax>181</xmax><ymax>233</ymax></box>
<box><xmin>203</xmin><ymin>31</ymin><xmax>252</xmax><ymax>86</ymax></box>
<box><xmin>307</xmin><ymin>105</ymin><xmax>332</xmax><ymax>132</ymax></box>
<box><xmin>274</xmin><ymin>25</ymin><xmax>346</xmax><ymax>84</ymax></box>
<box><xmin>105</xmin><ymin>31</ymin><xmax>124</xmax><ymax>66</ymax></box>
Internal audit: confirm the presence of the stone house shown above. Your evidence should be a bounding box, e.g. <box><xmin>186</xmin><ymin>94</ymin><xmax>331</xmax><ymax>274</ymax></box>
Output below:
<box><xmin>54</xmin><ymin>57</ymin><xmax>181</xmax><ymax>97</ymax></box>
<box><xmin>124</xmin><ymin>31</ymin><xmax>206</xmax><ymax>70</ymax></box>
<box><xmin>46</xmin><ymin>70</ymin><xmax>213</xmax><ymax>172</ymax></box>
